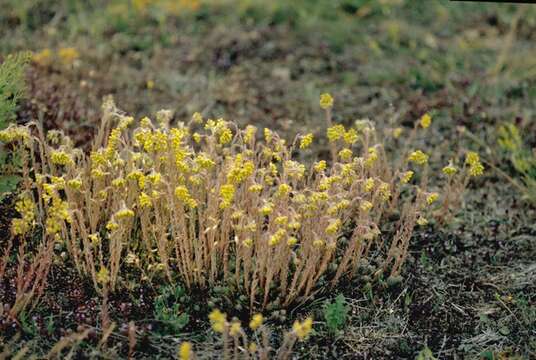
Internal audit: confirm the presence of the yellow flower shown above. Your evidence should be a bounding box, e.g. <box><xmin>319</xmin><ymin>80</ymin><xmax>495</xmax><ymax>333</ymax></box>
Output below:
<box><xmin>219</xmin><ymin>184</ymin><xmax>235</xmax><ymax>209</ymax></box>
<box><xmin>327</xmin><ymin>125</ymin><xmax>345</xmax><ymax>142</ymax></box>
<box><xmin>300</xmin><ymin>133</ymin><xmax>314</xmax><ymax>149</ymax></box>
<box><xmin>465</xmin><ymin>152</ymin><xmax>484</xmax><ymax>177</ymax></box>
<box><xmin>195</xmin><ymin>153</ymin><xmax>216</xmax><ymax>169</ymax></box>
<box><xmin>192</xmin><ymin>132</ymin><xmax>201</xmax><ymax>143</ymax></box>
<box><xmin>33</xmin><ymin>48</ymin><xmax>52</xmax><ymax>66</ymax></box>
<box><xmin>179</xmin><ymin>342</ymin><xmax>192</xmax><ymax>360</ymax></box>
<box><xmin>192</xmin><ymin>112</ymin><xmax>203</xmax><ymax>124</ymax></box>
<box><xmin>229</xmin><ymin>321</ymin><xmax>242</xmax><ymax>336</ymax></box>
<box><xmin>361</xmin><ymin>178</ymin><xmax>373</xmax><ymax>193</ymax></box>
<box><xmin>106</xmin><ymin>221</ymin><xmax>119</xmax><ymax>231</ymax></box>
<box><xmin>58</xmin><ymin>47</ymin><xmax>79</xmax><ymax>66</ymax></box>
<box><xmin>112</xmin><ymin>178</ymin><xmax>126</xmax><ymax>188</ymax></box>
<box><xmin>287</xmin><ymin>237</ymin><xmax>298</xmax><ymax>246</ymax></box>
<box><xmin>313</xmin><ymin>239</ymin><xmax>325</xmax><ymax>248</ymax></box>
<box><xmin>442</xmin><ymin>163</ymin><xmax>457</xmax><ymax>176</ymax></box>
<box><xmin>248</xmin><ymin>342</ymin><xmax>257</xmax><ymax>353</ymax></box>
<box><xmin>284</xmin><ymin>160</ymin><xmax>306</xmax><ymax>179</ymax></box>
<box><xmin>469</xmin><ymin>162</ymin><xmax>484</xmax><ymax>177</ymax></box>
<box><xmin>293</xmin><ymin>317</ymin><xmax>313</xmax><ymax>340</ymax></box>
<box><xmin>360</xmin><ymin>200</ymin><xmax>373</xmax><ymax>212</ymax></box>
<box><xmin>419</xmin><ymin>113</ymin><xmax>432</xmax><ymax>129</ymax></box>
<box><xmin>89</xmin><ymin>233</ymin><xmax>101</xmax><ymax>247</ymax></box>
<box><xmin>269</xmin><ymin>229</ymin><xmax>286</xmax><ymax>246</ymax></box>
<box><xmin>365</xmin><ymin>147</ymin><xmax>378</xmax><ymax>168</ymax></box>
<box><xmin>139</xmin><ymin>192</ymin><xmax>152</xmax><ymax>208</ymax></box>
<box><xmin>259</xmin><ymin>203</ymin><xmax>273</xmax><ymax>216</ymax></box>
<box><xmin>276</xmin><ymin>183</ymin><xmax>292</xmax><ymax>197</ymax></box>
<box><xmin>175</xmin><ymin>185</ymin><xmax>198</xmax><ymax>208</ymax></box>
<box><xmin>219</xmin><ymin>127</ymin><xmax>233</xmax><ymax>145</ymax></box>
<box><xmin>51</xmin><ymin>150</ymin><xmax>74</xmax><ymax>166</ymax></box>
<box><xmin>243</xmin><ymin>238</ymin><xmax>253</xmax><ymax>248</ymax></box>
<box><xmin>319</xmin><ymin>93</ymin><xmax>334</xmax><ymax>109</ymax></box>
<box><xmin>96</xmin><ymin>266</ymin><xmax>109</xmax><ymax>285</ymax></box>
<box><xmin>67</xmin><ymin>178</ymin><xmax>82</xmax><ymax>190</ymax></box>
<box><xmin>426</xmin><ymin>193</ymin><xmax>439</xmax><ymax>205</ymax></box>
<box><xmin>416</xmin><ymin>216</ymin><xmax>428</xmax><ymax>226</ymax></box>
<box><xmin>115</xmin><ymin>208</ymin><xmax>135</xmax><ymax>219</ymax></box>
<box><xmin>249</xmin><ymin>314</ymin><xmax>264</xmax><ymax>330</ymax></box>
<box><xmin>264</xmin><ymin>128</ymin><xmax>273</xmax><ymax>143</ymax></box>
<box><xmin>343</xmin><ymin>128</ymin><xmax>358</xmax><ymax>145</ymax></box>
<box><xmin>465</xmin><ymin>151</ymin><xmax>480</xmax><ymax>166</ymax></box>
<box><xmin>209</xmin><ymin>309</ymin><xmax>226</xmax><ymax>333</ymax></box>
<box><xmin>378</xmin><ymin>182</ymin><xmax>391</xmax><ymax>202</ymax></box>
<box><xmin>244</xmin><ymin>125</ymin><xmax>257</xmax><ymax>143</ymax></box>
<box><xmin>393</xmin><ymin>127</ymin><xmax>403</xmax><ymax>139</ymax></box>
<box><xmin>401</xmin><ymin>170</ymin><xmax>414</xmax><ymax>184</ymax></box>
<box><xmin>408</xmin><ymin>150</ymin><xmax>428</xmax><ymax>165</ymax></box>
<box><xmin>325</xmin><ymin>219</ymin><xmax>342</xmax><ymax>235</ymax></box>
<box><xmin>248</xmin><ymin>184</ymin><xmax>263</xmax><ymax>193</ymax></box>
<box><xmin>314</xmin><ymin>160</ymin><xmax>327</xmax><ymax>172</ymax></box>
<box><xmin>338</xmin><ymin>148</ymin><xmax>353</xmax><ymax>161</ymax></box>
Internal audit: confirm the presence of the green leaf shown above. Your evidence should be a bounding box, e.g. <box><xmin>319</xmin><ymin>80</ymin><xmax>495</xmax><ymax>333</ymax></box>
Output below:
<box><xmin>0</xmin><ymin>174</ymin><xmax>21</xmax><ymax>200</ymax></box>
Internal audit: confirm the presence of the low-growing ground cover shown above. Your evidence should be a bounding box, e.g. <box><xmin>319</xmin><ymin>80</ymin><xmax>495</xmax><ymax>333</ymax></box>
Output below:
<box><xmin>0</xmin><ymin>1</ymin><xmax>535</xmax><ymax>359</ymax></box>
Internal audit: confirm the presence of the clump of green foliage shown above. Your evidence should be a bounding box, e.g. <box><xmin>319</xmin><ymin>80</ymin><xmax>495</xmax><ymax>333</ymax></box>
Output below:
<box><xmin>154</xmin><ymin>284</ymin><xmax>190</xmax><ymax>333</ymax></box>
<box><xmin>322</xmin><ymin>294</ymin><xmax>348</xmax><ymax>334</ymax></box>
<box><xmin>497</xmin><ymin>123</ymin><xmax>536</xmax><ymax>203</ymax></box>
<box><xmin>0</xmin><ymin>52</ymin><xmax>30</xmax><ymax>200</ymax></box>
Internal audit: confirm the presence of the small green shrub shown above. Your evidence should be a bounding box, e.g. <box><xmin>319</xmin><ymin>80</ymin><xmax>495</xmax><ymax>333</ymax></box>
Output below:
<box><xmin>154</xmin><ymin>284</ymin><xmax>190</xmax><ymax>333</ymax></box>
<box><xmin>323</xmin><ymin>294</ymin><xmax>348</xmax><ymax>334</ymax></box>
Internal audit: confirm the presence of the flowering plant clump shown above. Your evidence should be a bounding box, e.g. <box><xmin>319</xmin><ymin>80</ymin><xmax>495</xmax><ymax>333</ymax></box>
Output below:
<box><xmin>2</xmin><ymin>95</ymin><xmax>482</xmax><ymax>310</ymax></box>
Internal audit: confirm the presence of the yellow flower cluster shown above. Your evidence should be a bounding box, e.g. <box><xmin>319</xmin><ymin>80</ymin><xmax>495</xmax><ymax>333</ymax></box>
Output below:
<box><xmin>420</xmin><ymin>113</ymin><xmax>432</xmax><ymax>129</ymax></box>
<box><xmin>0</xmin><ymin>126</ymin><xmax>30</xmax><ymax>145</ymax></box>
<box><xmin>442</xmin><ymin>163</ymin><xmax>457</xmax><ymax>176</ymax></box>
<box><xmin>205</xmin><ymin>118</ymin><xmax>233</xmax><ymax>145</ymax></box>
<box><xmin>426</xmin><ymin>192</ymin><xmax>439</xmax><ymax>205</ymax></box>
<box><xmin>179</xmin><ymin>342</ymin><xmax>192</xmax><ymax>360</ymax></box>
<box><xmin>401</xmin><ymin>170</ymin><xmax>414</xmax><ymax>184</ymax></box>
<box><xmin>175</xmin><ymin>185</ymin><xmax>198</xmax><ymax>208</ymax></box>
<box><xmin>292</xmin><ymin>317</ymin><xmax>313</xmax><ymax>340</ymax></box>
<box><xmin>96</xmin><ymin>266</ymin><xmax>110</xmax><ymax>285</ymax></box>
<box><xmin>115</xmin><ymin>208</ymin><xmax>135</xmax><ymax>219</ymax></box>
<box><xmin>325</xmin><ymin>218</ymin><xmax>342</xmax><ymax>235</ymax></box>
<box><xmin>300</xmin><ymin>133</ymin><xmax>314</xmax><ymax>149</ymax></box>
<box><xmin>33</xmin><ymin>47</ymin><xmax>79</xmax><ymax>67</ymax></box>
<box><xmin>227</xmin><ymin>154</ymin><xmax>255</xmax><ymax>184</ymax></box>
<box><xmin>466</xmin><ymin>151</ymin><xmax>484</xmax><ymax>177</ymax></box>
<box><xmin>11</xmin><ymin>196</ymin><xmax>36</xmax><ymax>236</ymax></box>
<box><xmin>319</xmin><ymin>93</ymin><xmax>334</xmax><ymax>109</ymax></box>
<box><xmin>408</xmin><ymin>150</ymin><xmax>428</xmax><ymax>165</ymax></box>
<box><xmin>209</xmin><ymin>309</ymin><xmax>226</xmax><ymax>333</ymax></box>
<box><xmin>41</xmin><ymin>183</ymin><xmax>72</xmax><ymax>235</ymax></box>
<box><xmin>219</xmin><ymin>184</ymin><xmax>235</xmax><ymax>209</ymax></box>
<box><xmin>249</xmin><ymin>313</ymin><xmax>264</xmax><ymax>330</ymax></box>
